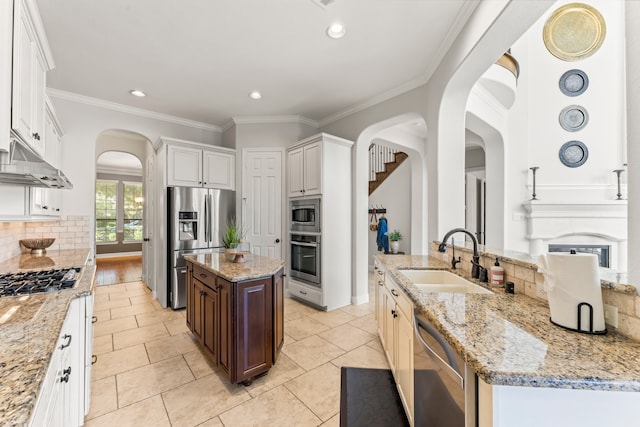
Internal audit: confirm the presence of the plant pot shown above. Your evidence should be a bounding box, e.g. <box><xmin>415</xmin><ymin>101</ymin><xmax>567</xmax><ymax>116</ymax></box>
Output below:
<box><xmin>390</xmin><ymin>240</ymin><xmax>400</xmax><ymax>254</ymax></box>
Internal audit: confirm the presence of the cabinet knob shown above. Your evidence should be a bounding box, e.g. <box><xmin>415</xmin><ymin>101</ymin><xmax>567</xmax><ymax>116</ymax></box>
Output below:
<box><xmin>92</xmin><ymin>355</ymin><xmax>98</xmax><ymax>365</ymax></box>
<box><xmin>300</xmin><ymin>190</ymin><xmax>303</xmax><ymax>193</ymax></box>
<box><xmin>378</xmin><ymin>281</ymin><xmax>383</xmax><ymax>286</ymax></box>
<box><xmin>32</xmin><ymin>132</ymin><xmax>40</xmax><ymax>140</ymax></box>
<box><xmin>63</xmin><ymin>367</ymin><xmax>72</xmax><ymax>375</ymax></box>
<box><xmin>199</xmin><ymin>181</ymin><xmax>202</xmax><ymax>184</ymax></box>
<box><xmin>275</xmin><ymin>238</ymin><xmax>280</xmax><ymax>243</ymax></box>
<box><xmin>92</xmin><ymin>315</ymin><xmax>97</xmax><ymax>323</ymax></box>
<box><xmin>391</xmin><ymin>309</ymin><xmax>398</xmax><ymax>318</ymax></box>
<box><xmin>43</xmin><ymin>206</ymin><xmax>48</xmax><ymax>210</ymax></box>
<box><xmin>299</xmin><ymin>290</ymin><xmax>307</xmax><ymax>295</ymax></box>
<box><xmin>60</xmin><ymin>334</ymin><xmax>72</xmax><ymax>349</ymax></box>
<box><xmin>143</xmin><ymin>237</ymin><xmax>150</xmax><ymax>242</ymax></box>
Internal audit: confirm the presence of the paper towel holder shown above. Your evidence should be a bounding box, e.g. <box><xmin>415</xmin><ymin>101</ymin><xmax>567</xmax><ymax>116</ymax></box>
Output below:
<box><xmin>550</xmin><ymin>302</ymin><xmax>607</xmax><ymax>335</ymax></box>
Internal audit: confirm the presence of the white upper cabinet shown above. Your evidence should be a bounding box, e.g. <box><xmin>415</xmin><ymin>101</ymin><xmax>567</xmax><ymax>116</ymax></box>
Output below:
<box><xmin>202</xmin><ymin>150</ymin><xmax>235</xmax><ymax>190</ymax></box>
<box><xmin>165</xmin><ymin>140</ymin><xmax>235</xmax><ymax>190</ymax></box>
<box><xmin>167</xmin><ymin>145</ymin><xmax>203</xmax><ymax>187</ymax></box>
<box><xmin>287</xmin><ymin>140</ymin><xmax>321</xmax><ymax>197</ymax></box>
<box><xmin>31</xmin><ymin>97</ymin><xmax>64</xmax><ymax>217</ymax></box>
<box><xmin>11</xmin><ymin>0</ymin><xmax>53</xmax><ymax>156</ymax></box>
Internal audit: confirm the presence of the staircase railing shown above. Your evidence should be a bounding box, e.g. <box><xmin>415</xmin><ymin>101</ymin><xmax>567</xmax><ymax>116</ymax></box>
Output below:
<box><xmin>369</xmin><ymin>144</ymin><xmax>398</xmax><ymax>181</ymax></box>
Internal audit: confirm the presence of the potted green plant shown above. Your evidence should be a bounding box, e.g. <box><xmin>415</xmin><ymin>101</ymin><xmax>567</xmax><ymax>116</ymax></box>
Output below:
<box><xmin>221</xmin><ymin>217</ymin><xmax>247</xmax><ymax>260</ymax></box>
<box><xmin>387</xmin><ymin>229</ymin><xmax>403</xmax><ymax>254</ymax></box>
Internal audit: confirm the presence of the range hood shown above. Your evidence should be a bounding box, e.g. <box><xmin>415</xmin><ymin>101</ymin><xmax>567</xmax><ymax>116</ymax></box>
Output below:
<box><xmin>0</xmin><ymin>138</ymin><xmax>73</xmax><ymax>189</ymax></box>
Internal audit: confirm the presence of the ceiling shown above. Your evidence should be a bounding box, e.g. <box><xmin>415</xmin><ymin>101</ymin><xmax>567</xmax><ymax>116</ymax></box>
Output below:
<box><xmin>96</xmin><ymin>151</ymin><xmax>142</xmax><ymax>174</ymax></box>
<box><xmin>36</xmin><ymin>0</ymin><xmax>476</xmax><ymax>127</ymax></box>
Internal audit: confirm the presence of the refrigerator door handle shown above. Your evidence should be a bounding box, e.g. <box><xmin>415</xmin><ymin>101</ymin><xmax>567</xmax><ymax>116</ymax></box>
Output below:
<box><xmin>203</xmin><ymin>192</ymin><xmax>209</xmax><ymax>243</ymax></box>
<box><xmin>207</xmin><ymin>193</ymin><xmax>212</xmax><ymax>243</ymax></box>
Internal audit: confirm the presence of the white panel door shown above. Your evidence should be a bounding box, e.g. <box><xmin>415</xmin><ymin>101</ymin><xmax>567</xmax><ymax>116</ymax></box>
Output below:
<box><xmin>243</xmin><ymin>149</ymin><xmax>283</xmax><ymax>259</ymax></box>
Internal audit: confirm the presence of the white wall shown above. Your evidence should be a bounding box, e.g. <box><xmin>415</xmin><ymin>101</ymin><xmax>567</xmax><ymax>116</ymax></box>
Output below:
<box><xmin>626</xmin><ymin>1</ymin><xmax>640</xmax><ymax>285</ymax></box>
<box><xmin>50</xmin><ymin>94</ymin><xmax>223</xmax><ymax>260</ymax></box>
<box><xmin>368</xmin><ymin>159</ymin><xmax>411</xmax><ymax>267</ymax></box>
<box><xmin>522</xmin><ymin>0</ymin><xmax>625</xmax><ymax>198</ymax></box>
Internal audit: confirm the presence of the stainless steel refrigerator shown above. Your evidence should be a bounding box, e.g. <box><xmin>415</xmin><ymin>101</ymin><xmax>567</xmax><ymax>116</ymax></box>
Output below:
<box><xmin>167</xmin><ymin>186</ymin><xmax>235</xmax><ymax>309</ymax></box>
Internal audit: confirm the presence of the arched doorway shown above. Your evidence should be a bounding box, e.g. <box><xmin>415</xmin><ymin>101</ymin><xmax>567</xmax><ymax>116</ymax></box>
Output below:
<box><xmin>353</xmin><ymin>113</ymin><xmax>428</xmax><ymax>304</ymax></box>
<box><xmin>95</xmin><ymin>130</ymin><xmax>154</xmax><ymax>288</ymax></box>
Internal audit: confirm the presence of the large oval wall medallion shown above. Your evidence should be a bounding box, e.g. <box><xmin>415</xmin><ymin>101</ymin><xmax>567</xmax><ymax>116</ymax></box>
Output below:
<box><xmin>559</xmin><ymin>140</ymin><xmax>589</xmax><ymax>168</ymax></box>
<box><xmin>543</xmin><ymin>3</ymin><xmax>606</xmax><ymax>61</ymax></box>
<box><xmin>559</xmin><ymin>69</ymin><xmax>589</xmax><ymax>96</ymax></box>
<box><xmin>559</xmin><ymin>105</ymin><xmax>589</xmax><ymax>132</ymax></box>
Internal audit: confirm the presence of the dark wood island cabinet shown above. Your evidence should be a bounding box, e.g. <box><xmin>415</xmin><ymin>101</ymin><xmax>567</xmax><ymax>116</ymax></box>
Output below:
<box><xmin>185</xmin><ymin>253</ymin><xmax>285</xmax><ymax>385</ymax></box>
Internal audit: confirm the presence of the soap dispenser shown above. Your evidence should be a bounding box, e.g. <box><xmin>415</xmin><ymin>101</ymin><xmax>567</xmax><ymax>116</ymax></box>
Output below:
<box><xmin>490</xmin><ymin>257</ymin><xmax>505</xmax><ymax>285</ymax></box>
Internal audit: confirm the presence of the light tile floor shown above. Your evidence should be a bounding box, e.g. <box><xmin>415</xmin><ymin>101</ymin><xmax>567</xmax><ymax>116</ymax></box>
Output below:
<box><xmin>85</xmin><ymin>277</ymin><xmax>386</xmax><ymax>426</ymax></box>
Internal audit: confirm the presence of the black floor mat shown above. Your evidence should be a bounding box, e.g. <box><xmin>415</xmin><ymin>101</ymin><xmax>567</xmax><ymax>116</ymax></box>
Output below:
<box><xmin>340</xmin><ymin>367</ymin><xmax>409</xmax><ymax>427</ymax></box>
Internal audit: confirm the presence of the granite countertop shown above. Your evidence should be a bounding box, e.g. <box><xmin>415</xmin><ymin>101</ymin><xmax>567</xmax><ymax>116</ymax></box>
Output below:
<box><xmin>375</xmin><ymin>254</ymin><xmax>640</xmax><ymax>392</ymax></box>
<box><xmin>0</xmin><ymin>249</ymin><xmax>94</xmax><ymax>426</ymax></box>
<box><xmin>185</xmin><ymin>252</ymin><xmax>285</xmax><ymax>282</ymax></box>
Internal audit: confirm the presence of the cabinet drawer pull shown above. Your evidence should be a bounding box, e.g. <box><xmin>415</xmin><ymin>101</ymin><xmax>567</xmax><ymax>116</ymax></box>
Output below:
<box><xmin>92</xmin><ymin>316</ymin><xmax>98</xmax><ymax>323</ymax></box>
<box><xmin>391</xmin><ymin>289</ymin><xmax>399</xmax><ymax>297</ymax></box>
<box><xmin>199</xmin><ymin>273</ymin><xmax>207</xmax><ymax>278</ymax></box>
<box><xmin>61</xmin><ymin>366</ymin><xmax>71</xmax><ymax>383</ymax></box>
<box><xmin>299</xmin><ymin>290</ymin><xmax>307</xmax><ymax>295</ymax></box>
<box><xmin>378</xmin><ymin>281</ymin><xmax>384</xmax><ymax>286</ymax></box>
<box><xmin>60</xmin><ymin>334</ymin><xmax>72</xmax><ymax>349</ymax></box>
<box><xmin>92</xmin><ymin>355</ymin><xmax>97</xmax><ymax>365</ymax></box>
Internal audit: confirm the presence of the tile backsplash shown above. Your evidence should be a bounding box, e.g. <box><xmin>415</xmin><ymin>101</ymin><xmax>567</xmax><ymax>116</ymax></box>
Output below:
<box><xmin>431</xmin><ymin>242</ymin><xmax>640</xmax><ymax>342</ymax></box>
<box><xmin>0</xmin><ymin>215</ymin><xmax>90</xmax><ymax>263</ymax></box>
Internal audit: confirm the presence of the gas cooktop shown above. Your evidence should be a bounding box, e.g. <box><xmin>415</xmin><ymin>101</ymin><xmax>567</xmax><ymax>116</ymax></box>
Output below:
<box><xmin>0</xmin><ymin>267</ymin><xmax>81</xmax><ymax>297</ymax></box>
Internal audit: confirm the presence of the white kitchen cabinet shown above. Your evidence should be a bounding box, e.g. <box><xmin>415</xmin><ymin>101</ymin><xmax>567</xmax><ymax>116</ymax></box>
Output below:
<box><xmin>286</xmin><ymin>133</ymin><xmax>353</xmax><ymax>311</ymax></box>
<box><xmin>375</xmin><ymin>265</ymin><xmax>414</xmax><ymax>426</ymax></box>
<box><xmin>167</xmin><ymin>143</ymin><xmax>235</xmax><ymax>190</ymax></box>
<box><xmin>478</xmin><ymin>377</ymin><xmax>640</xmax><ymax>427</ymax></box>
<box><xmin>29</xmin><ymin>294</ymin><xmax>93</xmax><ymax>427</ymax></box>
<box><xmin>31</xmin><ymin>98</ymin><xmax>63</xmax><ymax>216</ymax></box>
<box><xmin>287</xmin><ymin>141</ymin><xmax>321</xmax><ymax>197</ymax></box>
<box><xmin>11</xmin><ymin>0</ymin><xmax>53</xmax><ymax>156</ymax></box>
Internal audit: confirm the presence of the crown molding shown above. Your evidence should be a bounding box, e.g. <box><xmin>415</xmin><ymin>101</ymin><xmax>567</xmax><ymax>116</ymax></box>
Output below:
<box><xmin>47</xmin><ymin>89</ymin><xmax>222</xmax><ymax>133</ymax></box>
<box><xmin>231</xmin><ymin>115</ymin><xmax>319</xmax><ymax>128</ymax></box>
<box><xmin>318</xmin><ymin>1</ymin><xmax>479</xmax><ymax>128</ymax></box>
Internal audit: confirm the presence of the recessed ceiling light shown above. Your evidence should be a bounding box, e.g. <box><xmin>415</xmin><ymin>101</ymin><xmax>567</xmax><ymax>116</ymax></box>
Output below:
<box><xmin>326</xmin><ymin>23</ymin><xmax>346</xmax><ymax>39</ymax></box>
<box><xmin>249</xmin><ymin>90</ymin><xmax>262</xmax><ymax>100</ymax></box>
<box><xmin>129</xmin><ymin>89</ymin><xmax>146</xmax><ymax>97</ymax></box>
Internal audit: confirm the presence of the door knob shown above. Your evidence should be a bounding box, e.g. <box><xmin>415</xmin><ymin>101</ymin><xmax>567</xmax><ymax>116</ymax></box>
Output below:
<box><xmin>275</xmin><ymin>239</ymin><xmax>280</xmax><ymax>243</ymax></box>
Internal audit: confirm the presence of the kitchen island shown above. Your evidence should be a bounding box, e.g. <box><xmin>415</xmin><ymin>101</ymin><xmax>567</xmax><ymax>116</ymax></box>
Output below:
<box><xmin>0</xmin><ymin>249</ymin><xmax>95</xmax><ymax>426</ymax></box>
<box><xmin>184</xmin><ymin>252</ymin><xmax>285</xmax><ymax>385</ymax></box>
<box><xmin>375</xmin><ymin>254</ymin><xmax>640</xmax><ymax>427</ymax></box>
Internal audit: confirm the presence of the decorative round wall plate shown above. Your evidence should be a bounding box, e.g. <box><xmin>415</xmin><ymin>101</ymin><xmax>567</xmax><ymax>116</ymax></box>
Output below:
<box><xmin>559</xmin><ymin>140</ymin><xmax>589</xmax><ymax>167</ymax></box>
<box><xmin>559</xmin><ymin>105</ymin><xmax>589</xmax><ymax>132</ymax></box>
<box><xmin>559</xmin><ymin>69</ymin><xmax>589</xmax><ymax>96</ymax></box>
<box><xmin>543</xmin><ymin>3</ymin><xmax>606</xmax><ymax>61</ymax></box>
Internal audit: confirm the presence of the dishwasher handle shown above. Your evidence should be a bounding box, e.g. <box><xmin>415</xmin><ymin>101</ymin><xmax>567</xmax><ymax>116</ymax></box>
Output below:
<box><xmin>414</xmin><ymin>314</ymin><xmax>464</xmax><ymax>388</ymax></box>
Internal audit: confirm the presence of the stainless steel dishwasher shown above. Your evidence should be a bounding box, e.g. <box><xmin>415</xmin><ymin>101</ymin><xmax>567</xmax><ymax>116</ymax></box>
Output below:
<box><xmin>413</xmin><ymin>309</ymin><xmax>477</xmax><ymax>427</ymax></box>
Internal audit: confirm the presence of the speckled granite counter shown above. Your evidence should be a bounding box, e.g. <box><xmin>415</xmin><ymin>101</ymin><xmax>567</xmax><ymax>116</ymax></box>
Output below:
<box><xmin>0</xmin><ymin>249</ymin><xmax>94</xmax><ymax>426</ymax></box>
<box><xmin>185</xmin><ymin>252</ymin><xmax>285</xmax><ymax>282</ymax></box>
<box><xmin>375</xmin><ymin>254</ymin><xmax>640</xmax><ymax>392</ymax></box>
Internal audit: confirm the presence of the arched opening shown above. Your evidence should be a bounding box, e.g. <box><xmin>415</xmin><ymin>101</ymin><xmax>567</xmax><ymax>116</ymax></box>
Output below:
<box><xmin>353</xmin><ymin>113</ymin><xmax>427</xmax><ymax>304</ymax></box>
<box><xmin>94</xmin><ymin>130</ymin><xmax>154</xmax><ymax>288</ymax></box>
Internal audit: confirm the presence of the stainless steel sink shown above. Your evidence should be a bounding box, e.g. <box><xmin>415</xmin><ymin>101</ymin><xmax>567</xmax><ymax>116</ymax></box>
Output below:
<box><xmin>398</xmin><ymin>269</ymin><xmax>492</xmax><ymax>294</ymax></box>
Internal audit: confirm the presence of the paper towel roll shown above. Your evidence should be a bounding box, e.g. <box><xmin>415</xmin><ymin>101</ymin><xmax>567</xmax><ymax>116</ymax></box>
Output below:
<box><xmin>538</xmin><ymin>252</ymin><xmax>605</xmax><ymax>333</ymax></box>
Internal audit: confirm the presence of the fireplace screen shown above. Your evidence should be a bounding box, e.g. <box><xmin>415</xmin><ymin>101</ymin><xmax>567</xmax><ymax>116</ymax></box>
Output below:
<box><xmin>548</xmin><ymin>244</ymin><xmax>610</xmax><ymax>268</ymax></box>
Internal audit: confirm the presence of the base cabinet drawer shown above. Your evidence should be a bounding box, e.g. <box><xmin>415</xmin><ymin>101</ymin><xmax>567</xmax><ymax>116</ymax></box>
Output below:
<box><xmin>288</xmin><ymin>280</ymin><xmax>323</xmax><ymax>307</ymax></box>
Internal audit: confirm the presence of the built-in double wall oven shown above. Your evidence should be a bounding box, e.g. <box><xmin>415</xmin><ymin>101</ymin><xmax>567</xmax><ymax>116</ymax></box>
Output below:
<box><xmin>290</xmin><ymin>233</ymin><xmax>321</xmax><ymax>285</ymax></box>
<box><xmin>289</xmin><ymin>197</ymin><xmax>321</xmax><ymax>285</ymax></box>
